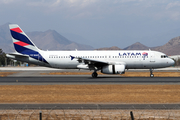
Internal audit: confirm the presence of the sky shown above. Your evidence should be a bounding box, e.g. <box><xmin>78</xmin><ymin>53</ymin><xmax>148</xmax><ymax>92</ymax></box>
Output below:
<box><xmin>1</xmin><ymin>0</ymin><xmax>180</xmax><ymax>49</ymax></box>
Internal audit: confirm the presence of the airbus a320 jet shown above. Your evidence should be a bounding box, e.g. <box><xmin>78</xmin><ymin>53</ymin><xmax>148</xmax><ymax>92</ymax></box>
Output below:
<box><xmin>6</xmin><ymin>24</ymin><xmax>175</xmax><ymax>78</ymax></box>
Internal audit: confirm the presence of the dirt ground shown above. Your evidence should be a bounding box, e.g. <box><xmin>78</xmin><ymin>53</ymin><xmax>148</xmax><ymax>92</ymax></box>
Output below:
<box><xmin>0</xmin><ymin>109</ymin><xmax>179</xmax><ymax>120</ymax></box>
<box><xmin>0</xmin><ymin>84</ymin><xmax>180</xmax><ymax>103</ymax></box>
<box><xmin>0</xmin><ymin>72</ymin><xmax>16</xmax><ymax>77</ymax></box>
<box><xmin>1</xmin><ymin>71</ymin><xmax>180</xmax><ymax>77</ymax></box>
<box><xmin>41</xmin><ymin>71</ymin><xmax>180</xmax><ymax>77</ymax></box>
<box><xmin>122</xmin><ymin>72</ymin><xmax>180</xmax><ymax>77</ymax></box>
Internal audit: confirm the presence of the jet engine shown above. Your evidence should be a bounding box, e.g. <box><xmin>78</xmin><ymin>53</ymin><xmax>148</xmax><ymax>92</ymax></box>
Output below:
<box><xmin>101</xmin><ymin>65</ymin><xmax>125</xmax><ymax>74</ymax></box>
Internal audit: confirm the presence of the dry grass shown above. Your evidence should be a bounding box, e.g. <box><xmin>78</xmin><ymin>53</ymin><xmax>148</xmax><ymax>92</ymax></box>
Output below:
<box><xmin>0</xmin><ymin>72</ymin><xmax>16</xmax><ymax>77</ymax></box>
<box><xmin>0</xmin><ymin>85</ymin><xmax>180</xmax><ymax>103</ymax></box>
<box><xmin>122</xmin><ymin>72</ymin><xmax>180</xmax><ymax>77</ymax></box>
<box><xmin>0</xmin><ymin>109</ymin><xmax>178</xmax><ymax>120</ymax></box>
<box><xmin>41</xmin><ymin>71</ymin><xmax>180</xmax><ymax>77</ymax></box>
<box><xmin>1</xmin><ymin>71</ymin><xmax>180</xmax><ymax>77</ymax></box>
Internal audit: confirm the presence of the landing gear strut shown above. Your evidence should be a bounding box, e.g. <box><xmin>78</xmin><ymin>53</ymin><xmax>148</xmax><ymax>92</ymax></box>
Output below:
<box><xmin>92</xmin><ymin>72</ymin><xmax>98</xmax><ymax>78</ymax></box>
<box><xmin>150</xmin><ymin>69</ymin><xmax>154</xmax><ymax>78</ymax></box>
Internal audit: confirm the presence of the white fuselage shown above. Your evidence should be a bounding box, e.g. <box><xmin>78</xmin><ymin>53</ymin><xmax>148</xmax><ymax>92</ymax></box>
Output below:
<box><xmin>12</xmin><ymin>50</ymin><xmax>173</xmax><ymax>70</ymax></box>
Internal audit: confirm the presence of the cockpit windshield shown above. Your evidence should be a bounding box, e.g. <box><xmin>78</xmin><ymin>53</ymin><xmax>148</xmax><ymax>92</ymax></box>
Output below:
<box><xmin>161</xmin><ymin>55</ymin><xmax>168</xmax><ymax>58</ymax></box>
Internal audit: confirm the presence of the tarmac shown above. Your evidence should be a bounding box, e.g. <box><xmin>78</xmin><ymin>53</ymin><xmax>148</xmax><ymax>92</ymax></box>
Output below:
<box><xmin>0</xmin><ymin>76</ymin><xmax>180</xmax><ymax>85</ymax></box>
<box><xmin>1</xmin><ymin>104</ymin><xmax>180</xmax><ymax>110</ymax></box>
<box><xmin>0</xmin><ymin>66</ymin><xmax>179</xmax><ymax>85</ymax></box>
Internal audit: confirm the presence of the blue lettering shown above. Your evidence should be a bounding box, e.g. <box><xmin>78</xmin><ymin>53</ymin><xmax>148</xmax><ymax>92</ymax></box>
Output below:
<box><xmin>136</xmin><ymin>53</ymin><xmax>141</xmax><ymax>56</ymax></box>
<box><xmin>123</xmin><ymin>53</ymin><xmax>127</xmax><ymax>56</ymax></box>
<box><xmin>131</xmin><ymin>53</ymin><xmax>135</xmax><ymax>56</ymax></box>
<box><xmin>119</xmin><ymin>52</ymin><xmax>142</xmax><ymax>56</ymax></box>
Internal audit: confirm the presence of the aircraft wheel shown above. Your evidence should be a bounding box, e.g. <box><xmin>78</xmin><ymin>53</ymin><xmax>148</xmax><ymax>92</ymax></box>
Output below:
<box><xmin>92</xmin><ymin>72</ymin><xmax>98</xmax><ymax>78</ymax></box>
<box><xmin>150</xmin><ymin>74</ymin><xmax>154</xmax><ymax>78</ymax></box>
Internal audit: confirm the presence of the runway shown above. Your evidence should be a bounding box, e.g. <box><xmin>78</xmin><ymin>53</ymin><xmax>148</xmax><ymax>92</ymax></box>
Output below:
<box><xmin>0</xmin><ymin>76</ymin><xmax>180</xmax><ymax>85</ymax></box>
<box><xmin>1</xmin><ymin>104</ymin><xmax>180</xmax><ymax>110</ymax></box>
<box><xmin>0</xmin><ymin>68</ymin><xmax>180</xmax><ymax>110</ymax></box>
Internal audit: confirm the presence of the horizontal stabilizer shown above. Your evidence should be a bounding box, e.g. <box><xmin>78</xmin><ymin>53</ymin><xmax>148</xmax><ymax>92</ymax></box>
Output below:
<box><xmin>6</xmin><ymin>52</ymin><xmax>29</xmax><ymax>58</ymax></box>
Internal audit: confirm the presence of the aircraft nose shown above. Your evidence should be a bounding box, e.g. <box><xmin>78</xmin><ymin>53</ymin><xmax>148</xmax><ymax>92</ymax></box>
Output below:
<box><xmin>169</xmin><ymin>58</ymin><xmax>175</xmax><ymax>66</ymax></box>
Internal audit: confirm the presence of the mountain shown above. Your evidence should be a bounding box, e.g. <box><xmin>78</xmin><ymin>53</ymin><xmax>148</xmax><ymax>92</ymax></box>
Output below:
<box><xmin>124</xmin><ymin>42</ymin><xmax>150</xmax><ymax>50</ymax></box>
<box><xmin>154</xmin><ymin>36</ymin><xmax>180</xmax><ymax>55</ymax></box>
<box><xmin>0</xmin><ymin>23</ymin><xmax>14</xmax><ymax>52</ymax></box>
<box><xmin>93</xmin><ymin>37</ymin><xmax>180</xmax><ymax>56</ymax></box>
<box><xmin>1</xmin><ymin>23</ymin><xmax>180</xmax><ymax>55</ymax></box>
<box><xmin>0</xmin><ymin>23</ymin><xmax>93</xmax><ymax>52</ymax></box>
<box><xmin>96</xmin><ymin>46</ymin><xmax>122</xmax><ymax>50</ymax></box>
<box><xmin>27</xmin><ymin>30</ymin><xmax>93</xmax><ymax>50</ymax></box>
<box><xmin>122</xmin><ymin>37</ymin><xmax>180</xmax><ymax>55</ymax></box>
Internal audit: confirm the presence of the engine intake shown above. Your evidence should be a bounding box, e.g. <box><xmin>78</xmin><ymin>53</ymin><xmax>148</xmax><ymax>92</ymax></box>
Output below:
<box><xmin>101</xmin><ymin>65</ymin><xmax>125</xmax><ymax>74</ymax></box>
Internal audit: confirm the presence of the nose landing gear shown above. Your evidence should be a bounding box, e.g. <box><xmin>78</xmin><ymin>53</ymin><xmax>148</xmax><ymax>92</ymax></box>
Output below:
<box><xmin>150</xmin><ymin>69</ymin><xmax>154</xmax><ymax>78</ymax></box>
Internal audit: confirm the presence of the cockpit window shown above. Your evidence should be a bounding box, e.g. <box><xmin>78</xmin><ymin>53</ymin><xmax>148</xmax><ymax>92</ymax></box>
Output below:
<box><xmin>161</xmin><ymin>55</ymin><xmax>168</xmax><ymax>58</ymax></box>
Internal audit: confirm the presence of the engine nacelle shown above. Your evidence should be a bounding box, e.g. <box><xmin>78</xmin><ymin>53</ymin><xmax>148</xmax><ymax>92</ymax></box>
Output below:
<box><xmin>101</xmin><ymin>65</ymin><xmax>125</xmax><ymax>74</ymax></box>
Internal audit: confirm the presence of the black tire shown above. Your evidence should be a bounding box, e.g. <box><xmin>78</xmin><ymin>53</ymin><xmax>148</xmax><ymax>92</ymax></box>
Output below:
<box><xmin>92</xmin><ymin>72</ymin><xmax>98</xmax><ymax>78</ymax></box>
<box><xmin>150</xmin><ymin>74</ymin><xmax>154</xmax><ymax>78</ymax></box>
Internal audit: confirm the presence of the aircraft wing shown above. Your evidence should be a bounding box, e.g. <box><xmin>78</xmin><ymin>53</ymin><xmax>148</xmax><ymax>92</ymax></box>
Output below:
<box><xmin>70</xmin><ymin>55</ymin><xmax>108</xmax><ymax>67</ymax></box>
<box><xmin>70</xmin><ymin>55</ymin><xmax>126</xmax><ymax>70</ymax></box>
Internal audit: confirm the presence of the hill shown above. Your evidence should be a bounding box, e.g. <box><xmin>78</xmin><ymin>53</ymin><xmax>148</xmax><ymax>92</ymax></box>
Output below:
<box><xmin>1</xmin><ymin>23</ymin><xmax>180</xmax><ymax>55</ymax></box>
<box><xmin>0</xmin><ymin>23</ymin><xmax>14</xmax><ymax>52</ymax></box>
<box><xmin>124</xmin><ymin>42</ymin><xmax>150</xmax><ymax>50</ymax></box>
<box><xmin>0</xmin><ymin>23</ymin><xmax>93</xmax><ymax>52</ymax></box>
<box><xmin>122</xmin><ymin>38</ymin><xmax>180</xmax><ymax>55</ymax></box>
<box><xmin>95</xmin><ymin>46</ymin><xmax>122</xmax><ymax>50</ymax></box>
<box><xmin>154</xmin><ymin>36</ymin><xmax>180</xmax><ymax>55</ymax></box>
<box><xmin>27</xmin><ymin>30</ymin><xmax>93</xmax><ymax>50</ymax></box>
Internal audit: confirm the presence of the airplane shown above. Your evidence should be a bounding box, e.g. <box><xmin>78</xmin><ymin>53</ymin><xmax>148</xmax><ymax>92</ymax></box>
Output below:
<box><xmin>6</xmin><ymin>24</ymin><xmax>175</xmax><ymax>78</ymax></box>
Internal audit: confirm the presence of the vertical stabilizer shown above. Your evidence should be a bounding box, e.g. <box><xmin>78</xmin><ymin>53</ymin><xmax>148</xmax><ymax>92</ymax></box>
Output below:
<box><xmin>9</xmin><ymin>24</ymin><xmax>39</xmax><ymax>54</ymax></box>
<box><xmin>9</xmin><ymin>24</ymin><xmax>48</xmax><ymax>64</ymax></box>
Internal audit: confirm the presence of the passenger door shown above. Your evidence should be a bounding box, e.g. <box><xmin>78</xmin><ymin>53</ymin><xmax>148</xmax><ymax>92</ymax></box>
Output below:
<box><xmin>150</xmin><ymin>52</ymin><xmax>155</xmax><ymax>62</ymax></box>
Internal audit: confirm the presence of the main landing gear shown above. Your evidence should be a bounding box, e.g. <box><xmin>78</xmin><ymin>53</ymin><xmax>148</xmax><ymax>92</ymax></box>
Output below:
<box><xmin>92</xmin><ymin>72</ymin><xmax>98</xmax><ymax>78</ymax></box>
<box><xmin>150</xmin><ymin>69</ymin><xmax>154</xmax><ymax>78</ymax></box>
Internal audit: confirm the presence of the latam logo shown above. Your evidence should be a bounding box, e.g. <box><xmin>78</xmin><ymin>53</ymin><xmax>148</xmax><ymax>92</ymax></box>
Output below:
<box><xmin>119</xmin><ymin>52</ymin><xmax>148</xmax><ymax>60</ymax></box>
<box><xmin>142</xmin><ymin>52</ymin><xmax>148</xmax><ymax>60</ymax></box>
<box><xmin>119</xmin><ymin>52</ymin><xmax>142</xmax><ymax>56</ymax></box>
<box><xmin>142</xmin><ymin>52</ymin><xmax>148</xmax><ymax>56</ymax></box>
